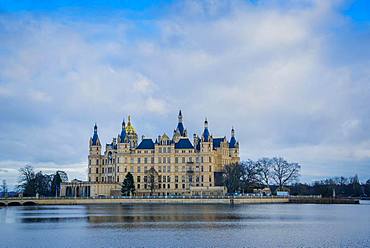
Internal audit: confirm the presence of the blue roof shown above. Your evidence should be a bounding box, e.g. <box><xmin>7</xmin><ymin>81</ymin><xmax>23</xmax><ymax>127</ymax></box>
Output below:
<box><xmin>203</xmin><ymin>127</ymin><xmax>210</xmax><ymax>142</ymax></box>
<box><xmin>92</xmin><ymin>124</ymin><xmax>99</xmax><ymax>145</ymax></box>
<box><xmin>175</xmin><ymin>138</ymin><xmax>194</xmax><ymax>149</ymax></box>
<box><xmin>213</xmin><ymin>137</ymin><xmax>224</xmax><ymax>148</ymax></box>
<box><xmin>229</xmin><ymin>136</ymin><xmax>237</xmax><ymax>148</ymax></box>
<box><xmin>137</xmin><ymin>138</ymin><xmax>155</xmax><ymax>149</ymax></box>
<box><xmin>177</xmin><ymin>122</ymin><xmax>185</xmax><ymax>136</ymax></box>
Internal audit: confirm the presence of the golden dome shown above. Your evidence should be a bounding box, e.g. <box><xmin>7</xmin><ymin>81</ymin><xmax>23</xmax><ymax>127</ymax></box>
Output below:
<box><xmin>125</xmin><ymin>115</ymin><xmax>136</xmax><ymax>134</ymax></box>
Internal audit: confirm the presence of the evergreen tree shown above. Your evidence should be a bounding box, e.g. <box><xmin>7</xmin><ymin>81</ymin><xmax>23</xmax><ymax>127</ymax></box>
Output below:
<box><xmin>121</xmin><ymin>172</ymin><xmax>135</xmax><ymax>196</ymax></box>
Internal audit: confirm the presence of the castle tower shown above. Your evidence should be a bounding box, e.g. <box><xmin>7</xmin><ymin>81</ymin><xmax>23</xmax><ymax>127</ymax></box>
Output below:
<box><xmin>229</xmin><ymin>127</ymin><xmax>239</xmax><ymax>159</ymax></box>
<box><xmin>88</xmin><ymin>123</ymin><xmax>102</xmax><ymax>182</ymax></box>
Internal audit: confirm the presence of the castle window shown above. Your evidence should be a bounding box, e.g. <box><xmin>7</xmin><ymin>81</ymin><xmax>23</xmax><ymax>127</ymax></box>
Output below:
<box><xmin>97</xmin><ymin>159</ymin><xmax>99</xmax><ymax>165</ymax></box>
<box><xmin>182</xmin><ymin>184</ymin><xmax>185</xmax><ymax>189</ymax></box>
<box><xmin>163</xmin><ymin>176</ymin><xmax>166</xmax><ymax>182</ymax></box>
<box><xmin>189</xmin><ymin>157</ymin><xmax>192</xmax><ymax>163</ymax></box>
<box><xmin>137</xmin><ymin>158</ymin><xmax>141</xmax><ymax>164</ymax></box>
<box><xmin>209</xmin><ymin>157</ymin><xmax>212</xmax><ymax>163</ymax></box>
<box><xmin>96</xmin><ymin>168</ymin><xmax>99</xmax><ymax>174</ymax></box>
<box><xmin>167</xmin><ymin>176</ymin><xmax>171</xmax><ymax>182</ymax></box>
<box><xmin>102</xmin><ymin>168</ymin><xmax>104</xmax><ymax>173</ymax></box>
<box><xmin>201</xmin><ymin>176</ymin><xmax>204</xmax><ymax>182</ymax></box>
<box><xmin>163</xmin><ymin>147</ymin><xmax>166</xmax><ymax>153</ymax></box>
<box><xmin>130</xmin><ymin>158</ymin><xmax>134</xmax><ymax>164</ymax></box>
<box><xmin>138</xmin><ymin>166</ymin><xmax>141</xmax><ymax>173</ymax></box>
<box><xmin>144</xmin><ymin>157</ymin><xmax>148</xmax><ymax>164</ymax></box>
<box><xmin>201</xmin><ymin>157</ymin><xmax>204</xmax><ymax>163</ymax></box>
<box><xmin>144</xmin><ymin>166</ymin><xmax>147</xmax><ymax>172</ymax></box>
<box><xmin>137</xmin><ymin>184</ymin><xmax>140</xmax><ymax>189</ymax></box>
<box><xmin>209</xmin><ymin>176</ymin><xmax>212</xmax><ymax>182</ymax></box>
<box><xmin>158</xmin><ymin>184</ymin><xmax>161</xmax><ymax>189</ymax></box>
<box><xmin>175</xmin><ymin>176</ymin><xmax>178</xmax><ymax>183</ymax></box>
<box><xmin>209</xmin><ymin>165</ymin><xmax>212</xmax><ymax>172</ymax></box>
<box><xmin>175</xmin><ymin>157</ymin><xmax>178</xmax><ymax>163</ymax></box>
<box><xmin>167</xmin><ymin>166</ymin><xmax>170</xmax><ymax>173</ymax></box>
<box><xmin>182</xmin><ymin>157</ymin><xmax>185</xmax><ymax>163</ymax></box>
<box><xmin>159</xmin><ymin>147</ymin><xmax>162</xmax><ymax>153</ymax></box>
<box><xmin>117</xmin><ymin>176</ymin><xmax>119</xmax><ymax>182</ymax></box>
<box><xmin>175</xmin><ymin>166</ymin><xmax>178</xmax><ymax>172</ymax></box>
<box><xmin>117</xmin><ymin>166</ymin><xmax>119</xmax><ymax>173</ymax></box>
<box><xmin>117</xmin><ymin>157</ymin><xmax>119</xmax><ymax>163</ymax></box>
<box><xmin>102</xmin><ymin>177</ymin><xmax>104</xmax><ymax>182</ymax></box>
<box><xmin>182</xmin><ymin>166</ymin><xmax>185</xmax><ymax>172</ymax></box>
<box><xmin>182</xmin><ymin>176</ymin><xmax>185</xmax><ymax>182</ymax></box>
<box><xmin>137</xmin><ymin>176</ymin><xmax>141</xmax><ymax>182</ymax></box>
<box><xmin>144</xmin><ymin>176</ymin><xmax>147</xmax><ymax>183</ymax></box>
<box><xmin>168</xmin><ymin>148</ymin><xmax>171</xmax><ymax>153</ymax></box>
<box><xmin>167</xmin><ymin>184</ymin><xmax>170</xmax><ymax>189</ymax></box>
<box><xmin>163</xmin><ymin>184</ymin><xmax>166</xmax><ymax>189</ymax></box>
<box><xmin>96</xmin><ymin>177</ymin><xmax>98</xmax><ymax>182</ymax></box>
<box><xmin>89</xmin><ymin>177</ymin><xmax>91</xmax><ymax>182</ymax></box>
<box><xmin>196</xmin><ymin>157</ymin><xmax>199</xmax><ymax>163</ymax></box>
<box><xmin>201</xmin><ymin>166</ymin><xmax>204</xmax><ymax>172</ymax></box>
<box><xmin>108</xmin><ymin>167</ymin><xmax>113</xmax><ymax>173</ymax></box>
<box><xmin>89</xmin><ymin>159</ymin><xmax>91</xmax><ymax>165</ymax></box>
<box><xmin>89</xmin><ymin>168</ymin><xmax>91</xmax><ymax>174</ymax></box>
<box><xmin>158</xmin><ymin>166</ymin><xmax>162</xmax><ymax>173</ymax></box>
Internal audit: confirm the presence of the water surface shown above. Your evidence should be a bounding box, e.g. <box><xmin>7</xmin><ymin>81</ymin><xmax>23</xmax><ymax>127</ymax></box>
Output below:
<box><xmin>1</xmin><ymin>202</ymin><xmax>369</xmax><ymax>247</ymax></box>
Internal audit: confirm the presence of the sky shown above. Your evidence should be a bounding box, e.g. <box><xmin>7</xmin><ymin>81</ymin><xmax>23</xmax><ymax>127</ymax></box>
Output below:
<box><xmin>0</xmin><ymin>0</ymin><xmax>369</xmax><ymax>189</ymax></box>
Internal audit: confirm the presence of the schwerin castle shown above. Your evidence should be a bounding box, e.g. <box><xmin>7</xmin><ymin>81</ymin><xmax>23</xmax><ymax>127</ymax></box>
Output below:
<box><xmin>61</xmin><ymin>111</ymin><xmax>239</xmax><ymax>197</ymax></box>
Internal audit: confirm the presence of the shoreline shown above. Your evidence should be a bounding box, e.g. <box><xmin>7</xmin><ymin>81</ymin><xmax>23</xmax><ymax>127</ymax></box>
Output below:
<box><xmin>0</xmin><ymin>196</ymin><xmax>360</xmax><ymax>206</ymax></box>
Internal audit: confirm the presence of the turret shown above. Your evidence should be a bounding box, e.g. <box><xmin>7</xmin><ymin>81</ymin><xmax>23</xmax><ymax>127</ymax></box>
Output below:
<box><xmin>229</xmin><ymin>127</ymin><xmax>237</xmax><ymax>148</ymax></box>
<box><xmin>119</xmin><ymin>118</ymin><xmax>127</xmax><ymax>143</ymax></box>
<box><xmin>202</xmin><ymin>118</ymin><xmax>210</xmax><ymax>142</ymax></box>
<box><xmin>89</xmin><ymin>123</ymin><xmax>101</xmax><ymax>149</ymax></box>
<box><xmin>173</xmin><ymin>110</ymin><xmax>187</xmax><ymax>142</ymax></box>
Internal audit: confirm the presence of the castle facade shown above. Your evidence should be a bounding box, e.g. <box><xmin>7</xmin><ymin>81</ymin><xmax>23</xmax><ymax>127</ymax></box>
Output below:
<box><xmin>62</xmin><ymin>111</ymin><xmax>239</xmax><ymax>197</ymax></box>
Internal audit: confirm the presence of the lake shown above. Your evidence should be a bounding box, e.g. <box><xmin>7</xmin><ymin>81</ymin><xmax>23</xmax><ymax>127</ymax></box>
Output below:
<box><xmin>1</xmin><ymin>202</ymin><xmax>369</xmax><ymax>247</ymax></box>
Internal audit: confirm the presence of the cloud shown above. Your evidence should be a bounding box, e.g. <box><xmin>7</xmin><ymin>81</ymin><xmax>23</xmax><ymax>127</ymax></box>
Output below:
<box><xmin>0</xmin><ymin>0</ymin><xmax>369</xmax><ymax>182</ymax></box>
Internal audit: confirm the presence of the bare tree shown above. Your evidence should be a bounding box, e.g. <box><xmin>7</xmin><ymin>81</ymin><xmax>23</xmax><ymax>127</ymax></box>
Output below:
<box><xmin>240</xmin><ymin>160</ymin><xmax>259</xmax><ymax>192</ymax></box>
<box><xmin>256</xmin><ymin>158</ymin><xmax>273</xmax><ymax>189</ymax></box>
<box><xmin>271</xmin><ymin>157</ymin><xmax>300</xmax><ymax>189</ymax></box>
<box><xmin>18</xmin><ymin>165</ymin><xmax>36</xmax><ymax>196</ymax></box>
<box><xmin>223</xmin><ymin>164</ymin><xmax>243</xmax><ymax>194</ymax></box>
<box><xmin>145</xmin><ymin>166</ymin><xmax>159</xmax><ymax>195</ymax></box>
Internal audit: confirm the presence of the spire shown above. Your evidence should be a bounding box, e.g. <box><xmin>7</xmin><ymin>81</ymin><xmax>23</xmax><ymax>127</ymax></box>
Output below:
<box><xmin>120</xmin><ymin>118</ymin><xmax>126</xmax><ymax>143</ymax></box>
<box><xmin>175</xmin><ymin>110</ymin><xmax>185</xmax><ymax>136</ymax></box>
<box><xmin>229</xmin><ymin>127</ymin><xmax>237</xmax><ymax>148</ymax></box>
<box><xmin>202</xmin><ymin>118</ymin><xmax>210</xmax><ymax>142</ymax></box>
<box><xmin>178</xmin><ymin>110</ymin><xmax>183</xmax><ymax>123</ymax></box>
<box><xmin>92</xmin><ymin>123</ymin><xmax>100</xmax><ymax>146</ymax></box>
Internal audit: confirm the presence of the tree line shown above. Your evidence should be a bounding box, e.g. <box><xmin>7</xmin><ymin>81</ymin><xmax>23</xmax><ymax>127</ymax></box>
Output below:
<box><xmin>289</xmin><ymin>175</ymin><xmax>370</xmax><ymax>197</ymax></box>
<box><xmin>16</xmin><ymin>165</ymin><xmax>62</xmax><ymax>197</ymax></box>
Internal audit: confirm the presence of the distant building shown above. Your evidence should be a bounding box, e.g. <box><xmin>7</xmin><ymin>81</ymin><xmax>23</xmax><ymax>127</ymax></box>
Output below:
<box><xmin>61</xmin><ymin>111</ymin><xmax>240</xmax><ymax>197</ymax></box>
